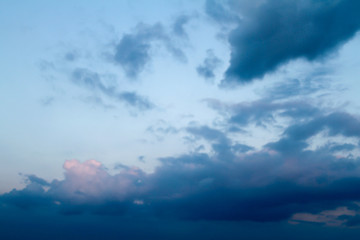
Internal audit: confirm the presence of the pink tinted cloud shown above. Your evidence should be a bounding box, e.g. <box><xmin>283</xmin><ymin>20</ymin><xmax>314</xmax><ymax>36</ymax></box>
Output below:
<box><xmin>49</xmin><ymin>160</ymin><xmax>145</xmax><ymax>204</ymax></box>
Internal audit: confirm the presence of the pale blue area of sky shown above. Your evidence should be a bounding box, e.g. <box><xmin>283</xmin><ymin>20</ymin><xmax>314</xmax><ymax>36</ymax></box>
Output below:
<box><xmin>1</xmin><ymin>0</ymin><xmax>360</xmax><ymax>194</ymax></box>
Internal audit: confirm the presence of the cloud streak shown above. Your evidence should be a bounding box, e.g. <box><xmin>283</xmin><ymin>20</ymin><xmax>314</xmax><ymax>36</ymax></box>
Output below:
<box><xmin>72</xmin><ymin>68</ymin><xmax>154</xmax><ymax>110</ymax></box>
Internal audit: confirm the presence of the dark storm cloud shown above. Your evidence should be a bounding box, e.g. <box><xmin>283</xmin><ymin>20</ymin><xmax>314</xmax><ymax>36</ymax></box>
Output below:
<box><xmin>114</xmin><ymin>23</ymin><xmax>186</xmax><ymax>78</ymax></box>
<box><xmin>72</xmin><ymin>68</ymin><xmax>154</xmax><ymax>110</ymax></box>
<box><xmin>196</xmin><ymin>49</ymin><xmax>222</xmax><ymax>80</ymax></box>
<box><xmin>217</xmin><ymin>0</ymin><xmax>360</xmax><ymax>84</ymax></box>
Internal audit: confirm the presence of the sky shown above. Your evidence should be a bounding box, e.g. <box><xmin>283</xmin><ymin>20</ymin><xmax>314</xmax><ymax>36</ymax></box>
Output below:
<box><xmin>1</xmin><ymin>0</ymin><xmax>360</xmax><ymax>239</ymax></box>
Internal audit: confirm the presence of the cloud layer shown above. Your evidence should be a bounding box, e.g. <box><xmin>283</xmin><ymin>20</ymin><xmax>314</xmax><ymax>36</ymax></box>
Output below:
<box><xmin>3</xmin><ymin>97</ymin><xmax>360</xmax><ymax>225</ymax></box>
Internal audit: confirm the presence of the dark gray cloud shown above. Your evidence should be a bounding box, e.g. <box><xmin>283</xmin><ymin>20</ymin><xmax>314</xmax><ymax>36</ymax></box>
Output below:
<box><xmin>197</xmin><ymin>49</ymin><xmax>222</xmax><ymax>80</ymax></box>
<box><xmin>283</xmin><ymin>112</ymin><xmax>360</xmax><ymax>142</ymax></box>
<box><xmin>25</xmin><ymin>174</ymin><xmax>50</xmax><ymax>186</ymax></box>
<box><xmin>114</xmin><ymin>23</ymin><xmax>186</xmax><ymax>78</ymax></box>
<box><xmin>3</xmin><ymin>127</ymin><xmax>360</xmax><ymax>224</ymax></box>
<box><xmin>265</xmin><ymin>112</ymin><xmax>360</xmax><ymax>156</ymax></box>
<box><xmin>3</xmin><ymin>93</ymin><xmax>360</xmax><ymax>237</ymax></box>
<box><xmin>72</xmin><ymin>68</ymin><xmax>154</xmax><ymax>110</ymax></box>
<box><xmin>329</xmin><ymin>143</ymin><xmax>356</xmax><ymax>153</ymax></box>
<box><xmin>3</xmin><ymin>104</ymin><xmax>360</xmax><ymax>225</ymax></box>
<box><xmin>187</xmin><ymin>125</ymin><xmax>236</xmax><ymax>160</ymax></box>
<box><xmin>217</xmin><ymin>0</ymin><xmax>360</xmax><ymax>84</ymax></box>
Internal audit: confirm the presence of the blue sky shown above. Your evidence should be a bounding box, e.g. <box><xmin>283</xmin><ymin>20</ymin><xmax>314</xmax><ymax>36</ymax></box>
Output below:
<box><xmin>2</xmin><ymin>0</ymin><xmax>360</xmax><ymax>239</ymax></box>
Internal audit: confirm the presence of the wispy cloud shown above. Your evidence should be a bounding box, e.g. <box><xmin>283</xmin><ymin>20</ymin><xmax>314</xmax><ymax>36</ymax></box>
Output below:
<box><xmin>72</xmin><ymin>68</ymin><xmax>154</xmax><ymax>111</ymax></box>
<box><xmin>197</xmin><ymin>49</ymin><xmax>221</xmax><ymax>80</ymax></box>
<box><xmin>113</xmin><ymin>23</ymin><xmax>186</xmax><ymax>78</ymax></box>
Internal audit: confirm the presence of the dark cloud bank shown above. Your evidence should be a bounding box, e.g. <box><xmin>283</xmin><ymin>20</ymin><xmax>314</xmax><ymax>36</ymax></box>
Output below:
<box><xmin>3</xmin><ymin>92</ymin><xmax>360</xmax><ymax>238</ymax></box>
<box><xmin>206</xmin><ymin>0</ymin><xmax>360</xmax><ymax>84</ymax></box>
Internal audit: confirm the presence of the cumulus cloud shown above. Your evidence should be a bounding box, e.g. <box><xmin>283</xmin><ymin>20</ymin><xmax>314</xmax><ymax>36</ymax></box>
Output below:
<box><xmin>49</xmin><ymin>160</ymin><xmax>145</xmax><ymax>207</ymax></box>
<box><xmin>213</xmin><ymin>0</ymin><xmax>360</xmax><ymax>84</ymax></box>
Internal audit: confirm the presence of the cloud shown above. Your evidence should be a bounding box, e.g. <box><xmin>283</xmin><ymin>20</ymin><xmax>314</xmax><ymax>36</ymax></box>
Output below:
<box><xmin>72</xmin><ymin>68</ymin><xmax>154</xmax><ymax>110</ymax></box>
<box><xmin>114</xmin><ymin>23</ymin><xmax>186</xmax><ymax>78</ymax></box>
<box><xmin>217</xmin><ymin>0</ymin><xmax>360</xmax><ymax>84</ymax></box>
<box><xmin>291</xmin><ymin>206</ymin><xmax>357</xmax><ymax>226</ymax></box>
<box><xmin>25</xmin><ymin>174</ymin><xmax>50</xmax><ymax>186</ymax></box>
<box><xmin>172</xmin><ymin>14</ymin><xmax>192</xmax><ymax>38</ymax></box>
<box><xmin>118</xmin><ymin>91</ymin><xmax>154</xmax><ymax>111</ymax></box>
<box><xmin>3</xmin><ymin>105</ymin><xmax>360</xmax><ymax>224</ymax></box>
<box><xmin>196</xmin><ymin>49</ymin><xmax>222</xmax><ymax>80</ymax></box>
<box><xmin>146</xmin><ymin>120</ymin><xmax>179</xmax><ymax>141</ymax></box>
<box><xmin>64</xmin><ymin>50</ymin><xmax>79</xmax><ymax>62</ymax></box>
<box><xmin>283</xmin><ymin>112</ymin><xmax>360</xmax><ymax>142</ymax></box>
<box><xmin>264</xmin><ymin>111</ymin><xmax>360</xmax><ymax>155</ymax></box>
<box><xmin>263</xmin><ymin>67</ymin><xmax>332</xmax><ymax>100</ymax></box>
<box><xmin>187</xmin><ymin>125</ymin><xmax>236</xmax><ymax>160</ymax></box>
<box><xmin>3</xmin><ymin>92</ymin><xmax>360</xmax><ymax>227</ymax></box>
<box><xmin>205</xmin><ymin>98</ymin><xmax>320</xmax><ymax>128</ymax></box>
<box><xmin>205</xmin><ymin>0</ymin><xmax>240</xmax><ymax>25</ymax></box>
